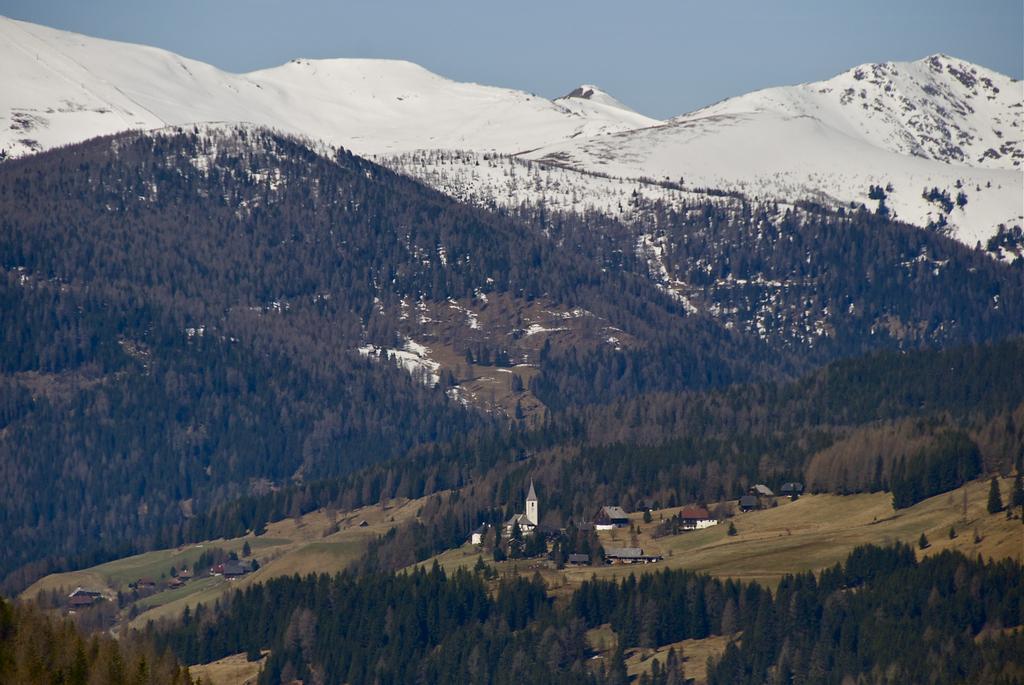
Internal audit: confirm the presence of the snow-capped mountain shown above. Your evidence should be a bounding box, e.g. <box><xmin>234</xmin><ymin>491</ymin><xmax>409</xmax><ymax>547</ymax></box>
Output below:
<box><xmin>686</xmin><ymin>55</ymin><xmax>1020</xmax><ymax>170</ymax></box>
<box><xmin>0</xmin><ymin>15</ymin><xmax>657</xmax><ymax>159</ymax></box>
<box><xmin>524</xmin><ymin>55</ymin><xmax>1023</xmax><ymax>248</ymax></box>
<box><xmin>1</xmin><ymin>15</ymin><xmax>1021</xmax><ymax>252</ymax></box>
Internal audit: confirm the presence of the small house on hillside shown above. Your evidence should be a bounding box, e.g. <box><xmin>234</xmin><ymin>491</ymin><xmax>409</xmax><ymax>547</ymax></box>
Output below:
<box><xmin>567</xmin><ymin>553</ymin><xmax>591</xmax><ymax>566</ymax></box>
<box><xmin>223</xmin><ymin>559</ymin><xmax>252</xmax><ymax>577</ymax></box>
<box><xmin>470</xmin><ymin>524</ymin><xmax>490</xmax><ymax>546</ymax></box>
<box><xmin>134</xmin><ymin>578</ymin><xmax>157</xmax><ymax>590</ymax></box>
<box><xmin>67</xmin><ymin>588</ymin><xmax>102</xmax><ymax>609</ymax></box>
<box><xmin>213</xmin><ymin>560</ymin><xmax>253</xmax><ymax>577</ymax></box>
<box><xmin>749</xmin><ymin>484</ymin><xmax>775</xmax><ymax>497</ymax></box>
<box><xmin>678</xmin><ymin>505</ymin><xmax>717</xmax><ymax>530</ymax></box>
<box><xmin>167</xmin><ymin>577</ymin><xmax>185</xmax><ymax>589</ymax></box>
<box><xmin>68</xmin><ymin>594</ymin><xmax>97</xmax><ymax>609</ymax></box>
<box><xmin>739</xmin><ymin>495</ymin><xmax>759</xmax><ymax>512</ymax></box>
<box><xmin>780</xmin><ymin>482</ymin><xmax>804</xmax><ymax>499</ymax></box>
<box><xmin>605</xmin><ymin>547</ymin><xmax>662</xmax><ymax>564</ymax></box>
<box><xmin>594</xmin><ymin>506</ymin><xmax>630</xmax><ymax>530</ymax></box>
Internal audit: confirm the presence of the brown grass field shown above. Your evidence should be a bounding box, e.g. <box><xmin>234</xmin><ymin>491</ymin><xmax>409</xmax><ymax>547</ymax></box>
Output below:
<box><xmin>625</xmin><ymin>634</ymin><xmax>734</xmax><ymax>684</ymax></box>
<box><xmin>584</xmin><ymin>623</ymin><xmax>733</xmax><ymax>684</ymax></box>
<box><xmin>187</xmin><ymin>651</ymin><xmax>265</xmax><ymax>685</ymax></box>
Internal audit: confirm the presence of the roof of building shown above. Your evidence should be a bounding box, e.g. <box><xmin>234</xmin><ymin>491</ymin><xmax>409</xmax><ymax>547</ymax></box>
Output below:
<box><xmin>505</xmin><ymin>513</ymin><xmax>536</xmax><ymax>527</ymax></box>
<box><xmin>780</xmin><ymin>482</ymin><xmax>804</xmax><ymax>493</ymax></box>
<box><xmin>526</xmin><ymin>480</ymin><xmax>538</xmax><ymax>502</ymax></box>
<box><xmin>605</xmin><ymin>547</ymin><xmax>644</xmax><ymax>558</ymax></box>
<box><xmin>678</xmin><ymin>505</ymin><xmax>712</xmax><ymax>520</ymax></box>
<box><xmin>68</xmin><ymin>587</ymin><xmax>102</xmax><ymax>598</ymax></box>
<box><xmin>223</xmin><ymin>560</ymin><xmax>252</xmax><ymax>575</ymax></box>
<box><xmin>750</xmin><ymin>484</ymin><xmax>775</xmax><ymax>497</ymax></box>
<box><xmin>739</xmin><ymin>495</ymin><xmax>759</xmax><ymax>507</ymax></box>
<box><xmin>568</xmin><ymin>553</ymin><xmax>591</xmax><ymax>563</ymax></box>
<box><xmin>600</xmin><ymin>506</ymin><xmax>629</xmax><ymax>520</ymax></box>
<box><xmin>68</xmin><ymin>595</ymin><xmax>96</xmax><ymax>607</ymax></box>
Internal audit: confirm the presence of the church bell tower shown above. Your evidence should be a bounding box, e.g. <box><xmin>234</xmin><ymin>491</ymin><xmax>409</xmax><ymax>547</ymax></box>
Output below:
<box><xmin>526</xmin><ymin>481</ymin><xmax>539</xmax><ymax>526</ymax></box>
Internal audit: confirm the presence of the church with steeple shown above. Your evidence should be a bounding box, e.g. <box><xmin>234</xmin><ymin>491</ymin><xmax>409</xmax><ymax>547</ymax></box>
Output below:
<box><xmin>504</xmin><ymin>481</ymin><xmax>539</xmax><ymax>536</ymax></box>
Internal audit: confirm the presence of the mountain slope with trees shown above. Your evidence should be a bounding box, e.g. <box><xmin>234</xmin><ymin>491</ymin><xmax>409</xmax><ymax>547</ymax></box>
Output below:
<box><xmin>1</xmin><ymin>126</ymin><xmax>1021</xmax><ymax>596</ymax></box>
<box><xmin>0</xmin><ymin>126</ymin><xmax>764</xmax><ymax>592</ymax></box>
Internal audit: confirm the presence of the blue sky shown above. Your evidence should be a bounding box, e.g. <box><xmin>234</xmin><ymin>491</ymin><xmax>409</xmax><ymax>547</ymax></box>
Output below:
<box><xmin>2</xmin><ymin>0</ymin><xmax>1021</xmax><ymax>119</ymax></box>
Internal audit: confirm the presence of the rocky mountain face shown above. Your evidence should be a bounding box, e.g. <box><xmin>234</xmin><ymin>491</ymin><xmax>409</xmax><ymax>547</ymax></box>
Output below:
<box><xmin>686</xmin><ymin>54</ymin><xmax>1021</xmax><ymax>169</ymax></box>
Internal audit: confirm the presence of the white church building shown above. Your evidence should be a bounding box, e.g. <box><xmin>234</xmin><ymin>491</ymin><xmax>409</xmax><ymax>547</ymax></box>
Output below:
<box><xmin>469</xmin><ymin>481</ymin><xmax>543</xmax><ymax>545</ymax></box>
<box><xmin>503</xmin><ymin>480</ymin><xmax>539</xmax><ymax>536</ymax></box>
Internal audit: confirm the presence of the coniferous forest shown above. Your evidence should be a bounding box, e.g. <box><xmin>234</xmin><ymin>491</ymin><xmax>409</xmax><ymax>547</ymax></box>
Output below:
<box><xmin>144</xmin><ymin>545</ymin><xmax>1022</xmax><ymax>685</ymax></box>
<box><xmin>1</xmin><ymin>128</ymin><xmax>1022</xmax><ymax>683</ymax></box>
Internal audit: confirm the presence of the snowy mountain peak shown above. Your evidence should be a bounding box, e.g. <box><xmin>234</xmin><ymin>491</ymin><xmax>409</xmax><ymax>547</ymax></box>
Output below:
<box><xmin>680</xmin><ymin>54</ymin><xmax>1021</xmax><ymax>170</ymax></box>
<box><xmin>556</xmin><ymin>84</ymin><xmax>644</xmax><ymax>116</ymax></box>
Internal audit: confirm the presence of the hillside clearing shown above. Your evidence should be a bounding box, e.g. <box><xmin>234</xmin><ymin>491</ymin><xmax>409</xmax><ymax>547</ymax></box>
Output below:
<box><xmin>22</xmin><ymin>495</ymin><xmax>429</xmax><ymax>629</ymax></box>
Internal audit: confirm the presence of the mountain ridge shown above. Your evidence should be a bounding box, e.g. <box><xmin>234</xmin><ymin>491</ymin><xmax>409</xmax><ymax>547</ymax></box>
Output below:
<box><xmin>525</xmin><ymin>54</ymin><xmax>1022</xmax><ymax>249</ymax></box>
<box><xmin>0</xmin><ymin>14</ymin><xmax>658</xmax><ymax>160</ymax></box>
<box><xmin>1</xmin><ymin>14</ymin><xmax>1021</xmax><ymax>251</ymax></box>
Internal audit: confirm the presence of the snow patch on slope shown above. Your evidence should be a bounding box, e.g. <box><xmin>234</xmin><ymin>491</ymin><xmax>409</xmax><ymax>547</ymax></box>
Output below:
<box><xmin>358</xmin><ymin>339</ymin><xmax>440</xmax><ymax>386</ymax></box>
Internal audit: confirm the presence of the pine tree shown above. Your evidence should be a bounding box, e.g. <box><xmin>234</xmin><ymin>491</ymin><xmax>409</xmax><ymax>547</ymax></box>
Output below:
<box><xmin>608</xmin><ymin>645</ymin><xmax>629</xmax><ymax>685</ymax></box>
<box><xmin>665</xmin><ymin>646</ymin><xmax>684</xmax><ymax>685</ymax></box>
<box><xmin>918</xmin><ymin>532</ymin><xmax>929</xmax><ymax>549</ymax></box>
<box><xmin>987</xmin><ymin>477</ymin><xmax>1003</xmax><ymax>514</ymax></box>
<box><xmin>1011</xmin><ymin>472</ymin><xmax>1024</xmax><ymax>509</ymax></box>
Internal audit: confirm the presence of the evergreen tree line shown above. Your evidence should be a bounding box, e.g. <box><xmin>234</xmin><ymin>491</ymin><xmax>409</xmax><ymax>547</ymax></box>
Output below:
<box><xmin>148</xmin><ymin>545</ymin><xmax>1023</xmax><ymax>684</ymax></box>
<box><xmin>150</xmin><ymin>565</ymin><xmax>581</xmax><ymax>685</ymax></box>
<box><xmin>0</xmin><ymin>597</ymin><xmax>194</xmax><ymax>685</ymax></box>
<box><xmin>890</xmin><ymin>430</ymin><xmax>983</xmax><ymax>508</ymax></box>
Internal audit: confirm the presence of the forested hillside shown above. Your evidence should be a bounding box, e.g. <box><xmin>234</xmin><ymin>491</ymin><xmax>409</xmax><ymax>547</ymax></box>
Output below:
<box><xmin>1</xmin><ymin>126</ymin><xmax>1022</xmax><ymax>595</ymax></box>
<box><xmin>0</xmin><ymin>126</ymin><xmax>760</xmax><ymax>592</ymax></box>
<box><xmin>520</xmin><ymin>198</ymin><xmax>1024</xmax><ymax>407</ymax></box>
